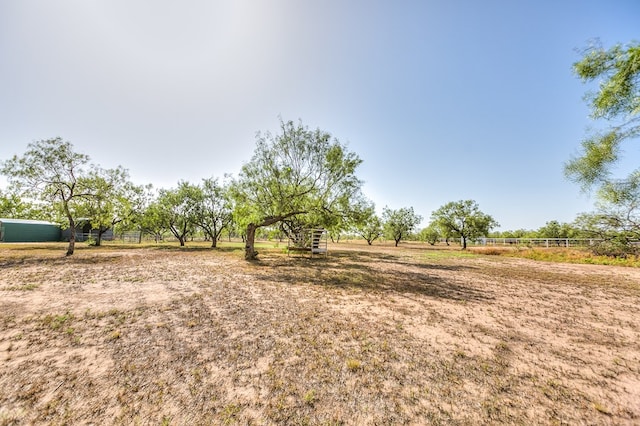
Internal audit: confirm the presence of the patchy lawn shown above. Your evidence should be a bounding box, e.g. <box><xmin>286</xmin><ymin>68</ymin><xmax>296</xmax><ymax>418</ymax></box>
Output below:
<box><xmin>1</xmin><ymin>242</ymin><xmax>639</xmax><ymax>424</ymax></box>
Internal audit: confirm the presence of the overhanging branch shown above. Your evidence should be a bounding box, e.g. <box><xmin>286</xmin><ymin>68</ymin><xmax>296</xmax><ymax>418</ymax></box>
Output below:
<box><xmin>256</xmin><ymin>211</ymin><xmax>307</xmax><ymax>228</ymax></box>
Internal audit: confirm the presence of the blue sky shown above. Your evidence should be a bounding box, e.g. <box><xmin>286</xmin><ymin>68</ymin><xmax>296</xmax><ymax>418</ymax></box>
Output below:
<box><xmin>1</xmin><ymin>1</ymin><xmax>638</xmax><ymax>231</ymax></box>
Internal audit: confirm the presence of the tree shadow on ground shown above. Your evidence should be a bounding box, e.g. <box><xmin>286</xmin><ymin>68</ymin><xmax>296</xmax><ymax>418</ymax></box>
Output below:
<box><xmin>257</xmin><ymin>249</ymin><xmax>492</xmax><ymax>303</ymax></box>
<box><xmin>1</xmin><ymin>244</ymin><xmax>66</xmax><ymax>251</ymax></box>
<box><xmin>143</xmin><ymin>245</ymin><xmax>243</xmax><ymax>253</ymax></box>
<box><xmin>0</xmin><ymin>252</ymin><xmax>125</xmax><ymax>268</ymax></box>
<box><xmin>328</xmin><ymin>249</ymin><xmax>478</xmax><ymax>273</ymax></box>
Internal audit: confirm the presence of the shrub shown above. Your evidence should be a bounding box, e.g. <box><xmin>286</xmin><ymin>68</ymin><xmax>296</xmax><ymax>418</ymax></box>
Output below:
<box><xmin>590</xmin><ymin>239</ymin><xmax>639</xmax><ymax>258</ymax></box>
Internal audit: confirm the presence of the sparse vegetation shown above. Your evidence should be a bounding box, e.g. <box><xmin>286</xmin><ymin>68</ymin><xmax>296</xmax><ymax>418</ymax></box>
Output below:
<box><xmin>345</xmin><ymin>358</ymin><xmax>363</xmax><ymax>372</ymax></box>
<box><xmin>0</xmin><ymin>241</ymin><xmax>639</xmax><ymax>424</ymax></box>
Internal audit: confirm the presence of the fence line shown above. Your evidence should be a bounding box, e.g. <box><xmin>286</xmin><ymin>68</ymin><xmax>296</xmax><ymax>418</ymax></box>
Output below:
<box><xmin>68</xmin><ymin>231</ymin><xmax>115</xmax><ymax>242</ymax></box>
<box><xmin>71</xmin><ymin>232</ymin><xmax>631</xmax><ymax>249</ymax></box>
<box><xmin>479</xmin><ymin>238</ymin><xmax>601</xmax><ymax>248</ymax></box>
<box><xmin>116</xmin><ymin>232</ymin><xmax>219</xmax><ymax>243</ymax></box>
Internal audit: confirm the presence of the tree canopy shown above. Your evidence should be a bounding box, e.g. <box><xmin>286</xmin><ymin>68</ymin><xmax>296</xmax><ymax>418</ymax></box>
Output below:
<box><xmin>419</xmin><ymin>223</ymin><xmax>441</xmax><ymax>245</ymax></box>
<box><xmin>0</xmin><ymin>188</ymin><xmax>50</xmax><ymax>220</ymax></box>
<box><xmin>430</xmin><ymin>200</ymin><xmax>498</xmax><ymax>249</ymax></box>
<box><xmin>351</xmin><ymin>202</ymin><xmax>383</xmax><ymax>245</ymax></box>
<box><xmin>573</xmin><ymin>170</ymin><xmax>640</xmax><ymax>256</ymax></box>
<box><xmin>565</xmin><ymin>41</ymin><xmax>640</xmax><ymax>193</ymax></box>
<box><xmin>156</xmin><ymin>182</ymin><xmax>201</xmax><ymax>247</ymax></box>
<box><xmin>191</xmin><ymin>177</ymin><xmax>233</xmax><ymax>248</ymax></box>
<box><xmin>232</xmin><ymin>119</ymin><xmax>363</xmax><ymax>260</ymax></box>
<box><xmin>1</xmin><ymin>138</ymin><xmax>95</xmax><ymax>255</ymax></box>
<box><xmin>382</xmin><ymin>206</ymin><xmax>422</xmax><ymax>247</ymax></box>
<box><xmin>76</xmin><ymin>166</ymin><xmax>147</xmax><ymax>246</ymax></box>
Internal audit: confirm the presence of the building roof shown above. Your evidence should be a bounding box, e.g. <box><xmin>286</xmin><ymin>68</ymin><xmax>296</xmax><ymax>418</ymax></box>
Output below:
<box><xmin>0</xmin><ymin>218</ymin><xmax>60</xmax><ymax>226</ymax></box>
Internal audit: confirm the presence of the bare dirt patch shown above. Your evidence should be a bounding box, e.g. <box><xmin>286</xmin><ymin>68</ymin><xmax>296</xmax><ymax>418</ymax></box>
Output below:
<box><xmin>1</xmin><ymin>243</ymin><xmax>639</xmax><ymax>424</ymax></box>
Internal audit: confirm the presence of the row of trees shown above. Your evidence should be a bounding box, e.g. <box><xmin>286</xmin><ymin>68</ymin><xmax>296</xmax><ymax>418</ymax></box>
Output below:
<box><xmin>0</xmin><ymin>124</ymin><xmax>503</xmax><ymax>258</ymax></box>
<box><xmin>0</xmin><ymin>134</ymin><xmax>500</xmax><ymax>256</ymax></box>
<box><xmin>2</xmin><ymin>40</ymin><xmax>638</xmax><ymax>258</ymax></box>
<box><xmin>0</xmin><ymin>138</ymin><xmax>235</xmax><ymax>254</ymax></box>
<box><xmin>353</xmin><ymin>201</ymin><xmax>498</xmax><ymax>250</ymax></box>
<box><xmin>0</xmin><ymin>125</ymin><xmax>636</xmax><ymax>257</ymax></box>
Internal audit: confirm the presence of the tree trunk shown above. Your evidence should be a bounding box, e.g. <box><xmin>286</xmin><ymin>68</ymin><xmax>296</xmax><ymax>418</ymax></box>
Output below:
<box><xmin>63</xmin><ymin>199</ymin><xmax>76</xmax><ymax>255</ymax></box>
<box><xmin>66</xmin><ymin>217</ymin><xmax>76</xmax><ymax>256</ymax></box>
<box><xmin>243</xmin><ymin>212</ymin><xmax>305</xmax><ymax>260</ymax></box>
<box><xmin>462</xmin><ymin>236</ymin><xmax>467</xmax><ymax>250</ymax></box>
<box><xmin>245</xmin><ymin>223</ymin><xmax>258</xmax><ymax>260</ymax></box>
<box><xmin>210</xmin><ymin>228</ymin><xmax>219</xmax><ymax>248</ymax></box>
<box><xmin>96</xmin><ymin>227</ymin><xmax>107</xmax><ymax>247</ymax></box>
<box><xmin>179</xmin><ymin>237</ymin><xmax>185</xmax><ymax>246</ymax></box>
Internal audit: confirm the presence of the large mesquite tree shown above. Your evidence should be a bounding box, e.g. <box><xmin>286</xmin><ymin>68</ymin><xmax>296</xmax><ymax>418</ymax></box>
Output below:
<box><xmin>431</xmin><ymin>200</ymin><xmax>498</xmax><ymax>249</ymax></box>
<box><xmin>156</xmin><ymin>182</ymin><xmax>201</xmax><ymax>247</ymax></box>
<box><xmin>1</xmin><ymin>138</ymin><xmax>94</xmax><ymax>255</ymax></box>
<box><xmin>232</xmin><ymin>119</ymin><xmax>364</xmax><ymax>260</ymax></box>
<box><xmin>382</xmin><ymin>206</ymin><xmax>423</xmax><ymax>247</ymax></box>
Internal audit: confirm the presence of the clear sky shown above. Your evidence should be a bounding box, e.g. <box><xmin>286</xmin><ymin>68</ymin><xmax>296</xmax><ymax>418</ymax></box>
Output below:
<box><xmin>1</xmin><ymin>1</ymin><xmax>638</xmax><ymax>231</ymax></box>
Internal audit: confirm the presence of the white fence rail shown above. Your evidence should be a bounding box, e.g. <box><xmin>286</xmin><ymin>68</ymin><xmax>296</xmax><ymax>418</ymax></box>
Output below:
<box><xmin>479</xmin><ymin>238</ymin><xmax>601</xmax><ymax>248</ymax></box>
<box><xmin>67</xmin><ymin>231</ymin><xmax>115</xmax><ymax>242</ymax></box>
<box><xmin>75</xmin><ymin>232</ymin><xmax>630</xmax><ymax>249</ymax></box>
<box><xmin>115</xmin><ymin>232</ymin><xmax>219</xmax><ymax>243</ymax></box>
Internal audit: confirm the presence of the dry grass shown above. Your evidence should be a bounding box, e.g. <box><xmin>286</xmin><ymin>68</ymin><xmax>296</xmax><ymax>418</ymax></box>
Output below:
<box><xmin>469</xmin><ymin>245</ymin><xmax>640</xmax><ymax>267</ymax></box>
<box><xmin>1</xmin><ymin>241</ymin><xmax>639</xmax><ymax>424</ymax></box>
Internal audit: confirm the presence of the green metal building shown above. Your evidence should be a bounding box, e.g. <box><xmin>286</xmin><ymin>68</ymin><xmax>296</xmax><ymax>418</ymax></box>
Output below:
<box><xmin>0</xmin><ymin>218</ymin><xmax>62</xmax><ymax>242</ymax></box>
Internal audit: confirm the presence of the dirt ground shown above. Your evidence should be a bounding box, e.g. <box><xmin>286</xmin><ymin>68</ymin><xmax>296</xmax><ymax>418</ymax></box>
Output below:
<box><xmin>0</xmin><ymin>242</ymin><xmax>639</xmax><ymax>425</ymax></box>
